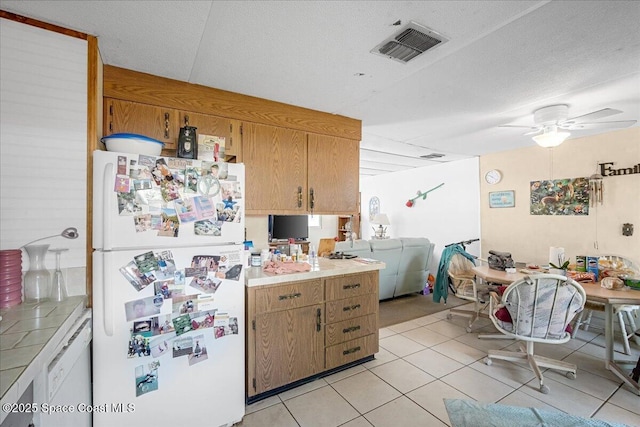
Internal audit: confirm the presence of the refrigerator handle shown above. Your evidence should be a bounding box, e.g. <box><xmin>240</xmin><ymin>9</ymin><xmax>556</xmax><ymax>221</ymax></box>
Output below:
<box><xmin>102</xmin><ymin>162</ymin><xmax>114</xmax><ymax>251</ymax></box>
<box><xmin>103</xmin><ymin>252</ymin><xmax>114</xmax><ymax>336</ymax></box>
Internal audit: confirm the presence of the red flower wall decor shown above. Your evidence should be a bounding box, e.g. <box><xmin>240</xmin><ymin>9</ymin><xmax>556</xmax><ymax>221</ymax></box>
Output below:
<box><xmin>405</xmin><ymin>183</ymin><xmax>445</xmax><ymax>207</ymax></box>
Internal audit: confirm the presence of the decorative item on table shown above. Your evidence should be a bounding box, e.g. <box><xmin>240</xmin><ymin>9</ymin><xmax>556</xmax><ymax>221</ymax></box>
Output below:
<box><xmin>101</xmin><ymin>133</ymin><xmax>164</xmax><ymax>156</ymax></box>
<box><xmin>21</xmin><ymin>227</ymin><xmax>79</xmax><ymax>303</ymax></box>
<box><xmin>0</xmin><ymin>249</ymin><xmax>22</xmax><ymax>308</ymax></box>
<box><xmin>549</xmin><ymin>258</ymin><xmax>570</xmax><ymax>276</ymax></box>
<box><xmin>177</xmin><ymin>116</ymin><xmax>198</xmax><ymax>159</ymax></box>
<box><xmin>371</xmin><ymin>213</ymin><xmax>390</xmax><ymax>239</ymax></box>
<box><xmin>405</xmin><ymin>183</ymin><xmax>444</xmax><ymax>207</ymax></box>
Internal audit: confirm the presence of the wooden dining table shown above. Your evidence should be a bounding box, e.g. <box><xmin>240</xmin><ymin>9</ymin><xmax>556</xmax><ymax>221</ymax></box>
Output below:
<box><xmin>472</xmin><ymin>265</ymin><xmax>640</xmax><ymax>395</ymax></box>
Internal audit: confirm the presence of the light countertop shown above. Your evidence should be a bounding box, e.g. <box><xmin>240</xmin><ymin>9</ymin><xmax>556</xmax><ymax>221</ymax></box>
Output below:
<box><xmin>245</xmin><ymin>257</ymin><xmax>385</xmax><ymax>287</ymax></box>
<box><xmin>0</xmin><ymin>296</ymin><xmax>89</xmax><ymax>407</ymax></box>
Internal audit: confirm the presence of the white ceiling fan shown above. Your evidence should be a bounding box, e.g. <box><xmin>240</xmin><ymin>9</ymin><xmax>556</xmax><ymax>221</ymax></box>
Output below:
<box><xmin>501</xmin><ymin>104</ymin><xmax>637</xmax><ymax>147</ymax></box>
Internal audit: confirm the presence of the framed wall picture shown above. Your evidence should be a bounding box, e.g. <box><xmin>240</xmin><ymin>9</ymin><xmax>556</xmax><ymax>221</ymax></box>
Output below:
<box><xmin>489</xmin><ymin>190</ymin><xmax>515</xmax><ymax>208</ymax></box>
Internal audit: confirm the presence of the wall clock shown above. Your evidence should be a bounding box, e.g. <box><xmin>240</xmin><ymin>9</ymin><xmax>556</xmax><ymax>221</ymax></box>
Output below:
<box><xmin>485</xmin><ymin>169</ymin><xmax>502</xmax><ymax>185</ymax></box>
<box><xmin>368</xmin><ymin>196</ymin><xmax>380</xmax><ymax>220</ymax></box>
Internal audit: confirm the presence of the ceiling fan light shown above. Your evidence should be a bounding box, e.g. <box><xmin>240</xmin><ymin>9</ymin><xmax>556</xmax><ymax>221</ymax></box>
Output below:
<box><xmin>532</xmin><ymin>129</ymin><xmax>570</xmax><ymax>147</ymax></box>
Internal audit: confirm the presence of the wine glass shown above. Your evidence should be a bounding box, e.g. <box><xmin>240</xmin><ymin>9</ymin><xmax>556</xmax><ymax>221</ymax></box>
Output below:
<box><xmin>49</xmin><ymin>248</ymin><xmax>69</xmax><ymax>302</ymax></box>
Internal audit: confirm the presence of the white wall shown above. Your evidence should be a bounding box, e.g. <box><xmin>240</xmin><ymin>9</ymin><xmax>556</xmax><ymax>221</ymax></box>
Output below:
<box><xmin>360</xmin><ymin>157</ymin><xmax>481</xmax><ymax>276</ymax></box>
<box><xmin>480</xmin><ymin>128</ymin><xmax>640</xmax><ymax>267</ymax></box>
<box><xmin>0</xmin><ymin>19</ymin><xmax>87</xmax><ymax>295</ymax></box>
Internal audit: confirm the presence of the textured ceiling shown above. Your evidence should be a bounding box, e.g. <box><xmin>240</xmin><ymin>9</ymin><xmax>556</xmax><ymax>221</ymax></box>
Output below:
<box><xmin>2</xmin><ymin>1</ymin><xmax>639</xmax><ymax>180</ymax></box>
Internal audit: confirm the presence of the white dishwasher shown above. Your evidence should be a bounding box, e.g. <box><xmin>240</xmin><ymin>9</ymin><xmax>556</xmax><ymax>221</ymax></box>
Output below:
<box><xmin>34</xmin><ymin>309</ymin><xmax>92</xmax><ymax>427</ymax></box>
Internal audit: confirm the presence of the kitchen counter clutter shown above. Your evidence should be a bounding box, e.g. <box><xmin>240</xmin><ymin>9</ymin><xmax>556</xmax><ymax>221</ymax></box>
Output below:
<box><xmin>245</xmin><ymin>256</ymin><xmax>385</xmax><ymax>287</ymax></box>
<box><xmin>0</xmin><ymin>295</ymin><xmax>90</xmax><ymax>423</ymax></box>
<box><xmin>245</xmin><ymin>257</ymin><xmax>384</xmax><ymax>402</ymax></box>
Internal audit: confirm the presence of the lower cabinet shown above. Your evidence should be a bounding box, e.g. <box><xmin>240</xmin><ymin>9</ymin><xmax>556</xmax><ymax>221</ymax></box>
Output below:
<box><xmin>246</xmin><ymin>271</ymin><xmax>379</xmax><ymax>401</ymax></box>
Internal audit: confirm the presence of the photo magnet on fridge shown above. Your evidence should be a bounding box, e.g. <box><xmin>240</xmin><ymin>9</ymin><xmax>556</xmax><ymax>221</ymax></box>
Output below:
<box><xmin>135</xmin><ymin>361</ymin><xmax>160</xmax><ymax>397</ymax></box>
<box><xmin>125</xmin><ymin>295</ymin><xmax>162</xmax><ymax>322</ymax></box>
<box><xmin>188</xmin><ymin>334</ymin><xmax>208</xmax><ymax>366</ymax></box>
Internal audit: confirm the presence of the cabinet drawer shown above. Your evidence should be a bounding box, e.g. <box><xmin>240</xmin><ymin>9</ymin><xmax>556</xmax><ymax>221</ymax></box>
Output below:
<box><xmin>326</xmin><ymin>294</ymin><xmax>377</xmax><ymax>324</ymax></box>
<box><xmin>325</xmin><ymin>272</ymin><xmax>377</xmax><ymax>301</ymax></box>
<box><xmin>325</xmin><ymin>334</ymin><xmax>378</xmax><ymax>370</ymax></box>
<box><xmin>255</xmin><ymin>280</ymin><xmax>322</xmax><ymax>314</ymax></box>
<box><xmin>325</xmin><ymin>313</ymin><xmax>377</xmax><ymax>346</ymax></box>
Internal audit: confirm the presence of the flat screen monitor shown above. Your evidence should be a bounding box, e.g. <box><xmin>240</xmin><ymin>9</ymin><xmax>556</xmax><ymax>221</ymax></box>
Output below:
<box><xmin>269</xmin><ymin>215</ymin><xmax>308</xmax><ymax>241</ymax></box>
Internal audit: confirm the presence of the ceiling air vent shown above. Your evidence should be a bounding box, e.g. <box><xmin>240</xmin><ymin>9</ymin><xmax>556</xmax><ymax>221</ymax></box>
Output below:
<box><xmin>371</xmin><ymin>22</ymin><xmax>448</xmax><ymax>64</ymax></box>
<box><xmin>420</xmin><ymin>153</ymin><xmax>446</xmax><ymax>160</ymax></box>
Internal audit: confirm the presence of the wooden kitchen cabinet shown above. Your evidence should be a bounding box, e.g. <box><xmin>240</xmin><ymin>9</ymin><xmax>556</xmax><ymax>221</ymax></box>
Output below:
<box><xmin>246</xmin><ymin>270</ymin><xmax>379</xmax><ymax>402</ymax></box>
<box><xmin>307</xmin><ymin>134</ymin><xmax>360</xmax><ymax>214</ymax></box>
<box><xmin>243</xmin><ymin>122</ymin><xmax>307</xmax><ymax>213</ymax></box>
<box><xmin>177</xmin><ymin>112</ymin><xmax>242</xmax><ymax>162</ymax></box>
<box><xmin>104</xmin><ymin>98</ymin><xmax>179</xmax><ymax>155</ymax></box>
<box><xmin>243</xmin><ymin>125</ymin><xmax>360</xmax><ymax>215</ymax></box>
<box><xmin>247</xmin><ymin>279</ymin><xmax>324</xmax><ymax>398</ymax></box>
<box><xmin>324</xmin><ymin>271</ymin><xmax>379</xmax><ymax>370</ymax></box>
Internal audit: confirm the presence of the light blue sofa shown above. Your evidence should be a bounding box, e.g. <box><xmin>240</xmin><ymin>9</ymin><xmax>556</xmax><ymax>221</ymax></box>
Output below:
<box><xmin>335</xmin><ymin>237</ymin><xmax>435</xmax><ymax>300</ymax></box>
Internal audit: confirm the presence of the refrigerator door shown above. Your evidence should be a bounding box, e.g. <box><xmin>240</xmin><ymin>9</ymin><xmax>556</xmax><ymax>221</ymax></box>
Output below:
<box><xmin>92</xmin><ymin>245</ymin><xmax>245</xmax><ymax>426</ymax></box>
<box><xmin>93</xmin><ymin>150</ymin><xmax>245</xmax><ymax>251</ymax></box>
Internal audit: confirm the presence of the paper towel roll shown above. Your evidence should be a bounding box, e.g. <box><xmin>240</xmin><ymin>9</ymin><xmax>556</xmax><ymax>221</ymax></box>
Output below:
<box><xmin>549</xmin><ymin>247</ymin><xmax>565</xmax><ymax>266</ymax></box>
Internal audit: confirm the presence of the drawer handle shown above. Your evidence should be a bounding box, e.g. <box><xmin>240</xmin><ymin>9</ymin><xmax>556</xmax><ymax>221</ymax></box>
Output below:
<box><xmin>279</xmin><ymin>292</ymin><xmax>302</xmax><ymax>300</ymax></box>
<box><xmin>316</xmin><ymin>308</ymin><xmax>322</xmax><ymax>332</ymax></box>
<box><xmin>343</xmin><ymin>304</ymin><xmax>361</xmax><ymax>312</ymax></box>
<box><xmin>343</xmin><ymin>346</ymin><xmax>361</xmax><ymax>356</ymax></box>
<box><xmin>343</xmin><ymin>283</ymin><xmax>361</xmax><ymax>290</ymax></box>
<box><xmin>343</xmin><ymin>325</ymin><xmax>361</xmax><ymax>334</ymax></box>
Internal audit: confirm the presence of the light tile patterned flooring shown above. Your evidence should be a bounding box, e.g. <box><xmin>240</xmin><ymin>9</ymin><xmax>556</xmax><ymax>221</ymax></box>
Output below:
<box><xmin>237</xmin><ymin>303</ymin><xmax>640</xmax><ymax>427</ymax></box>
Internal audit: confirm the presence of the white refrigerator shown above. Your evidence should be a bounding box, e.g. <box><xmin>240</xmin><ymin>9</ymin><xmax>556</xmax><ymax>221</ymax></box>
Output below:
<box><xmin>92</xmin><ymin>150</ymin><xmax>245</xmax><ymax>426</ymax></box>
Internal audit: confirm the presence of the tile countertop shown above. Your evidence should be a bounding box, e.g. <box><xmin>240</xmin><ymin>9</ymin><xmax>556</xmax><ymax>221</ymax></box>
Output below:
<box><xmin>0</xmin><ymin>296</ymin><xmax>89</xmax><ymax>405</ymax></box>
<box><xmin>245</xmin><ymin>257</ymin><xmax>386</xmax><ymax>287</ymax></box>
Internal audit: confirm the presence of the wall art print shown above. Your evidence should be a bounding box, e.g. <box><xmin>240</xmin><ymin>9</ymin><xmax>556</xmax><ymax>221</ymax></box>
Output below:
<box><xmin>530</xmin><ymin>177</ymin><xmax>589</xmax><ymax>216</ymax></box>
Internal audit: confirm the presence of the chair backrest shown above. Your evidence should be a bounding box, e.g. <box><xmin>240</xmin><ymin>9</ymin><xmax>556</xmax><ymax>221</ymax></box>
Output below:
<box><xmin>495</xmin><ymin>274</ymin><xmax>586</xmax><ymax>342</ymax></box>
<box><xmin>448</xmin><ymin>253</ymin><xmax>476</xmax><ymax>278</ymax></box>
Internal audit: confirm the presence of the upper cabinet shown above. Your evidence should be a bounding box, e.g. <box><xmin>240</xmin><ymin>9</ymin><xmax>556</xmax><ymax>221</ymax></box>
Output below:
<box><xmin>308</xmin><ymin>134</ymin><xmax>359</xmax><ymax>214</ymax></box>
<box><xmin>102</xmin><ymin>65</ymin><xmax>361</xmax><ymax>215</ymax></box>
<box><xmin>104</xmin><ymin>98</ymin><xmax>179</xmax><ymax>155</ymax></box>
<box><xmin>243</xmin><ymin>123</ymin><xmax>307</xmax><ymax>213</ymax></box>
<box><xmin>243</xmin><ymin>125</ymin><xmax>360</xmax><ymax>215</ymax></box>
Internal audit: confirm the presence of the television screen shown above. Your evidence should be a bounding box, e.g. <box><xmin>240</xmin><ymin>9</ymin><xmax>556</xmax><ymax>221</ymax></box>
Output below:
<box><xmin>270</xmin><ymin>215</ymin><xmax>309</xmax><ymax>241</ymax></box>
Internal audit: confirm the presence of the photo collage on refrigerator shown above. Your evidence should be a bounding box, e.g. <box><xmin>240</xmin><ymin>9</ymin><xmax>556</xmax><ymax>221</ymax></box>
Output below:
<box><xmin>122</xmin><ymin>249</ymin><xmax>242</xmax><ymax>397</ymax></box>
<box><xmin>114</xmin><ymin>154</ymin><xmax>242</xmax><ymax>236</ymax></box>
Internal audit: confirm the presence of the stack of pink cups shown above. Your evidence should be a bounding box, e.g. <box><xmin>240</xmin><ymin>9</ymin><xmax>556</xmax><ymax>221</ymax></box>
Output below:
<box><xmin>0</xmin><ymin>249</ymin><xmax>23</xmax><ymax>308</ymax></box>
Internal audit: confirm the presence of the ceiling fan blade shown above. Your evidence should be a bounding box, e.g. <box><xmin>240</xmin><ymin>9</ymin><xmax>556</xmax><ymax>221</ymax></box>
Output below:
<box><xmin>567</xmin><ymin>120</ymin><xmax>637</xmax><ymax>130</ymax></box>
<box><xmin>564</xmin><ymin>108</ymin><xmax>623</xmax><ymax>124</ymax></box>
<box><xmin>498</xmin><ymin>125</ymin><xmax>536</xmax><ymax>129</ymax></box>
<box><xmin>523</xmin><ymin>129</ymin><xmax>542</xmax><ymax>136</ymax></box>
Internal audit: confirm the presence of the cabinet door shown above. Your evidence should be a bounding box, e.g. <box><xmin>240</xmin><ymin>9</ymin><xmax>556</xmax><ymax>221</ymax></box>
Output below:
<box><xmin>254</xmin><ymin>304</ymin><xmax>323</xmax><ymax>395</ymax></box>
<box><xmin>307</xmin><ymin>134</ymin><xmax>359</xmax><ymax>214</ymax></box>
<box><xmin>104</xmin><ymin>98</ymin><xmax>178</xmax><ymax>153</ymax></box>
<box><xmin>175</xmin><ymin>112</ymin><xmax>242</xmax><ymax>161</ymax></box>
<box><xmin>243</xmin><ymin>122</ymin><xmax>307</xmax><ymax>213</ymax></box>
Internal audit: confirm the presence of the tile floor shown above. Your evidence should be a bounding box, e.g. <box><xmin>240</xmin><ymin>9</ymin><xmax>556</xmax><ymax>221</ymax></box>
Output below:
<box><xmin>237</xmin><ymin>303</ymin><xmax>640</xmax><ymax>427</ymax></box>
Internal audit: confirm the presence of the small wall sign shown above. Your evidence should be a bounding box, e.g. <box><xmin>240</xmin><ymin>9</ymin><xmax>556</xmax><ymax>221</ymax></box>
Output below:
<box><xmin>489</xmin><ymin>191</ymin><xmax>515</xmax><ymax>208</ymax></box>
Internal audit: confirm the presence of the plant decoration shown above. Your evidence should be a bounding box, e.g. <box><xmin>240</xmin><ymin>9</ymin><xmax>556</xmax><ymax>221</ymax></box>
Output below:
<box><xmin>405</xmin><ymin>183</ymin><xmax>445</xmax><ymax>207</ymax></box>
<box><xmin>549</xmin><ymin>259</ymin><xmax>570</xmax><ymax>270</ymax></box>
